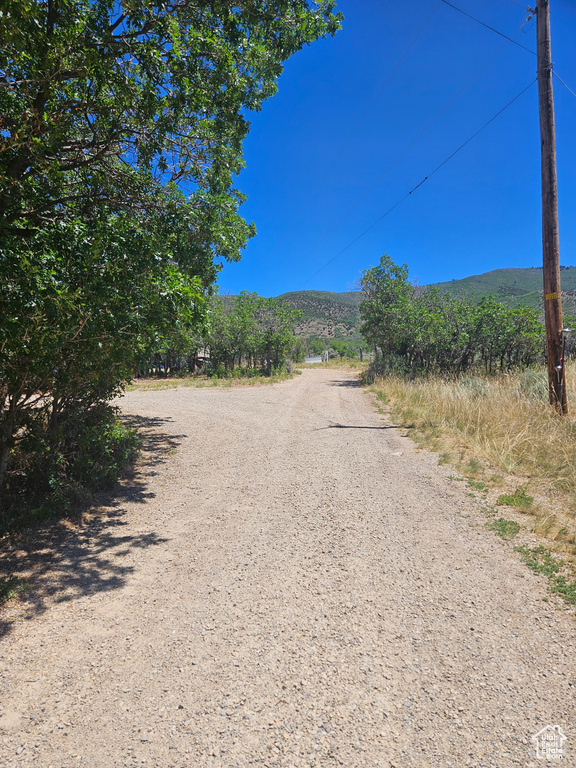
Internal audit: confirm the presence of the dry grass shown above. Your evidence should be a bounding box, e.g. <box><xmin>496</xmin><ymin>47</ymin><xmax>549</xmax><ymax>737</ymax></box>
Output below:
<box><xmin>371</xmin><ymin>364</ymin><xmax>576</xmax><ymax>557</ymax></box>
<box><xmin>297</xmin><ymin>359</ymin><xmax>368</xmax><ymax>371</ymax></box>
<box><xmin>126</xmin><ymin>370</ymin><xmax>296</xmax><ymax>392</ymax></box>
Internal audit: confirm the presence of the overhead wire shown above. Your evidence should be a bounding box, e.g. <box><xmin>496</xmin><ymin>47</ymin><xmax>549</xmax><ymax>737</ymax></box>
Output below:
<box><xmin>301</xmin><ymin>79</ymin><xmax>537</xmax><ymax>286</ymax></box>
<box><xmin>440</xmin><ymin>0</ymin><xmax>536</xmax><ymax>55</ymax></box>
<box><xmin>290</xmin><ymin>34</ymin><xmax>521</xmax><ymax>274</ymax></box>
<box><xmin>505</xmin><ymin>0</ymin><xmax>533</xmax><ymax>9</ymax></box>
<box><xmin>444</xmin><ymin>3</ymin><xmax>574</xmax><ymax>105</ymax></box>
<box><xmin>554</xmin><ymin>71</ymin><xmax>576</xmax><ymax>100</ymax></box>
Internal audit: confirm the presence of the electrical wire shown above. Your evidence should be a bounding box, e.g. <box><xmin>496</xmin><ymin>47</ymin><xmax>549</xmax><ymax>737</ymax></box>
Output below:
<box><xmin>301</xmin><ymin>79</ymin><xmax>537</xmax><ymax>286</ymax></box>
<box><xmin>506</xmin><ymin>0</ymin><xmax>533</xmax><ymax>9</ymax></box>
<box><xmin>554</xmin><ymin>71</ymin><xmax>576</xmax><ymax>100</ymax></box>
<box><xmin>291</xmin><ymin>35</ymin><xmax>518</xmax><ymax>274</ymax></box>
<box><xmin>444</xmin><ymin>1</ymin><xmax>574</xmax><ymax>103</ymax></box>
<box><xmin>441</xmin><ymin>0</ymin><xmax>536</xmax><ymax>55</ymax></box>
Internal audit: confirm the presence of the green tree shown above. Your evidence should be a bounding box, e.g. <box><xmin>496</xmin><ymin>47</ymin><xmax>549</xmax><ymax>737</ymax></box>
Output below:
<box><xmin>0</xmin><ymin>1</ymin><xmax>342</xmax><ymax>518</ymax></box>
<box><xmin>360</xmin><ymin>254</ymin><xmax>413</xmax><ymax>356</ymax></box>
<box><xmin>0</xmin><ymin>0</ymin><xmax>341</xmax><ymax>235</ymax></box>
<box><xmin>0</xmin><ymin>210</ymin><xmax>208</xmax><ymax>508</ymax></box>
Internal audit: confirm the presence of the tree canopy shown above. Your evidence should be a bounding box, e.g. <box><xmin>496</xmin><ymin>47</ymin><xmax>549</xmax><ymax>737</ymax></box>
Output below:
<box><xmin>360</xmin><ymin>255</ymin><xmax>544</xmax><ymax>375</ymax></box>
<box><xmin>0</xmin><ymin>0</ymin><xmax>341</xmax><ymax>237</ymax></box>
<box><xmin>0</xmin><ymin>0</ymin><xmax>342</xmax><ymax>521</ymax></box>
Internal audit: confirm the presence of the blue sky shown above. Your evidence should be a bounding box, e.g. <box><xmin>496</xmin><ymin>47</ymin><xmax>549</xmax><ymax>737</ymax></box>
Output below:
<box><xmin>218</xmin><ymin>0</ymin><xmax>576</xmax><ymax>297</ymax></box>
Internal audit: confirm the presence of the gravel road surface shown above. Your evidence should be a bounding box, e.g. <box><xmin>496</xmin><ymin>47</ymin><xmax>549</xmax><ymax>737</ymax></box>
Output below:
<box><xmin>1</xmin><ymin>369</ymin><xmax>575</xmax><ymax>768</ymax></box>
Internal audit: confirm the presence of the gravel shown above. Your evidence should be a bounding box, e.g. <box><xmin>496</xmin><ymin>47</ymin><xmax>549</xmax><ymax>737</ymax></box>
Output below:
<box><xmin>0</xmin><ymin>368</ymin><xmax>575</xmax><ymax>768</ymax></box>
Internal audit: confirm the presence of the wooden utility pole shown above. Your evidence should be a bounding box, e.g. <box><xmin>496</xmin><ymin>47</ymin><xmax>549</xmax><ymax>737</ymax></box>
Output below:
<box><xmin>537</xmin><ymin>0</ymin><xmax>567</xmax><ymax>414</ymax></box>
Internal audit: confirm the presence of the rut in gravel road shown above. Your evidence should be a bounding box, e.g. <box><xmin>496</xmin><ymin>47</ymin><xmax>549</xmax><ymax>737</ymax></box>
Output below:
<box><xmin>1</xmin><ymin>368</ymin><xmax>575</xmax><ymax>768</ymax></box>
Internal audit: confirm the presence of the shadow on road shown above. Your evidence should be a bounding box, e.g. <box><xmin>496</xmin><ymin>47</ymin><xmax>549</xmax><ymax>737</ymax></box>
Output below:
<box><xmin>329</xmin><ymin>378</ymin><xmax>363</xmax><ymax>388</ymax></box>
<box><xmin>0</xmin><ymin>414</ymin><xmax>183</xmax><ymax>639</ymax></box>
<box><xmin>314</xmin><ymin>424</ymin><xmax>399</xmax><ymax>431</ymax></box>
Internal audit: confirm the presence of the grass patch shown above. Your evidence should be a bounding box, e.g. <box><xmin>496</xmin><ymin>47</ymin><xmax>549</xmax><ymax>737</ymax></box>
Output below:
<box><xmin>515</xmin><ymin>545</ymin><xmax>576</xmax><ymax>605</ymax></box>
<box><xmin>497</xmin><ymin>487</ymin><xmax>534</xmax><ymax>510</ymax></box>
<box><xmin>485</xmin><ymin>517</ymin><xmax>521</xmax><ymax>540</ymax></box>
<box><xmin>468</xmin><ymin>479</ymin><xmax>487</xmax><ymax>491</ymax></box>
<box><xmin>0</xmin><ymin>575</ymin><xmax>30</xmax><ymax>604</ymax></box>
<box><xmin>128</xmin><ymin>369</ymin><xmax>296</xmax><ymax>391</ymax></box>
<box><xmin>369</xmin><ymin>364</ymin><xmax>576</xmax><ymax>554</ymax></box>
<box><xmin>297</xmin><ymin>359</ymin><xmax>368</xmax><ymax>371</ymax></box>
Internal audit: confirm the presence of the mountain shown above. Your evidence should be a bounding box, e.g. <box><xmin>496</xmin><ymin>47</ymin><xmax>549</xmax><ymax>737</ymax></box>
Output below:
<box><xmin>223</xmin><ymin>267</ymin><xmax>576</xmax><ymax>343</ymax></box>
<box><xmin>432</xmin><ymin>266</ymin><xmax>576</xmax><ymax>315</ymax></box>
<box><xmin>276</xmin><ymin>290</ymin><xmax>363</xmax><ymax>339</ymax></box>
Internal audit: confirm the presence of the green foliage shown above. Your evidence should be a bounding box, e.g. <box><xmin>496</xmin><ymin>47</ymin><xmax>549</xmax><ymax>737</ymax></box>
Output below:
<box><xmin>433</xmin><ymin>266</ymin><xmax>576</xmax><ymax>314</ymax></box>
<box><xmin>360</xmin><ymin>255</ymin><xmax>545</xmax><ymax>375</ymax></box>
<box><xmin>515</xmin><ymin>545</ymin><xmax>576</xmax><ymax>605</ymax></box>
<box><xmin>278</xmin><ymin>290</ymin><xmax>362</xmax><ymax>340</ymax></box>
<box><xmin>3</xmin><ymin>405</ymin><xmax>138</xmax><ymax>531</ymax></box>
<box><xmin>204</xmin><ymin>293</ymin><xmax>302</xmax><ymax>375</ymax></box>
<box><xmin>485</xmin><ymin>517</ymin><xmax>521</xmax><ymax>540</ymax></box>
<box><xmin>0</xmin><ymin>575</ymin><xmax>30</xmax><ymax>604</ymax></box>
<box><xmin>0</xmin><ymin>0</ymin><xmax>342</xmax><ymax>235</ymax></box>
<box><xmin>0</xmin><ymin>1</ymin><xmax>342</xmax><ymax>520</ymax></box>
<box><xmin>497</xmin><ymin>487</ymin><xmax>534</xmax><ymax>510</ymax></box>
<box><xmin>145</xmin><ymin>292</ymin><xmax>304</xmax><ymax>378</ymax></box>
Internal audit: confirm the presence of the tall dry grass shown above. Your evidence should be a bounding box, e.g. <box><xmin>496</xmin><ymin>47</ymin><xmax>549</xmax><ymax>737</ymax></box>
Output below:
<box><xmin>372</xmin><ymin>364</ymin><xmax>576</xmax><ymax>552</ymax></box>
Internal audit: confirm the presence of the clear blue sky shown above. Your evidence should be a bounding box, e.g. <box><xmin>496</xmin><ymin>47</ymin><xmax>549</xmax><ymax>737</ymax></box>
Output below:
<box><xmin>217</xmin><ymin>0</ymin><xmax>576</xmax><ymax>297</ymax></box>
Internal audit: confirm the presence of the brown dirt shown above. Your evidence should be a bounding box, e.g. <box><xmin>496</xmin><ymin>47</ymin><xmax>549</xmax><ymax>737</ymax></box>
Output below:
<box><xmin>1</xmin><ymin>369</ymin><xmax>575</xmax><ymax>768</ymax></box>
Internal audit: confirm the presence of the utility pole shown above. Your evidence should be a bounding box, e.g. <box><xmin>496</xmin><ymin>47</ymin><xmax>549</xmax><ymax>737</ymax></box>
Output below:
<box><xmin>537</xmin><ymin>0</ymin><xmax>567</xmax><ymax>414</ymax></box>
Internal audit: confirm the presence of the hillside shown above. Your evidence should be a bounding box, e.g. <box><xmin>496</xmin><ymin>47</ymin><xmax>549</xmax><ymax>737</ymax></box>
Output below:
<box><xmin>433</xmin><ymin>266</ymin><xmax>576</xmax><ymax>315</ymax></box>
<box><xmin>276</xmin><ymin>290</ymin><xmax>363</xmax><ymax>339</ymax></box>
<box><xmin>223</xmin><ymin>267</ymin><xmax>576</xmax><ymax>343</ymax></box>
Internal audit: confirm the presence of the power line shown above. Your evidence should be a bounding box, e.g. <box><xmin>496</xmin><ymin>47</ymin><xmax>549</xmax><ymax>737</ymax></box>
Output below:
<box><xmin>441</xmin><ymin>0</ymin><xmax>536</xmax><ymax>55</ymax></box>
<box><xmin>293</xmin><ymin>36</ymin><xmax>518</xmax><ymax>273</ymax></box>
<box><xmin>554</xmin><ymin>71</ymin><xmax>576</xmax><ymax>100</ymax></box>
<box><xmin>302</xmin><ymin>79</ymin><xmax>537</xmax><ymax>286</ymax></box>
<box><xmin>505</xmin><ymin>0</ymin><xmax>533</xmax><ymax>9</ymax></box>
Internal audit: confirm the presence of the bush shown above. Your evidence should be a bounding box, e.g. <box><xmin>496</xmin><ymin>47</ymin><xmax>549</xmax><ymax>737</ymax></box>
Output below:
<box><xmin>2</xmin><ymin>405</ymin><xmax>138</xmax><ymax>531</ymax></box>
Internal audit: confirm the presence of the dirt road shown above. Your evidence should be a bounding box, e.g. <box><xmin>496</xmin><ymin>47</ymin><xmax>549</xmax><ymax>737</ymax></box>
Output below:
<box><xmin>1</xmin><ymin>369</ymin><xmax>575</xmax><ymax>768</ymax></box>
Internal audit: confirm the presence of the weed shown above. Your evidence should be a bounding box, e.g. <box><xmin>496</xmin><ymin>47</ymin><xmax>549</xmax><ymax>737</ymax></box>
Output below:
<box><xmin>514</xmin><ymin>545</ymin><xmax>576</xmax><ymax>605</ymax></box>
<box><xmin>497</xmin><ymin>487</ymin><xmax>534</xmax><ymax>510</ymax></box>
<box><xmin>468</xmin><ymin>479</ymin><xmax>487</xmax><ymax>491</ymax></box>
<box><xmin>0</xmin><ymin>576</ymin><xmax>30</xmax><ymax>604</ymax></box>
<box><xmin>515</xmin><ymin>545</ymin><xmax>560</xmax><ymax>576</ymax></box>
<box><xmin>485</xmin><ymin>517</ymin><xmax>521</xmax><ymax>540</ymax></box>
<box><xmin>467</xmin><ymin>458</ymin><xmax>484</xmax><ymax>476</ymax></box>
<box><xmin>370</xmin><ymin>367</ymin><xmax>576</xmax><ymax>556</ymax></box>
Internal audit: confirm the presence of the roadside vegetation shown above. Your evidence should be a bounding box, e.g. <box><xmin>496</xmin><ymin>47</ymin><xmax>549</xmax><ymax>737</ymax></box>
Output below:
<box><xmin>0</xmin><ymin>1</ymin><xmax>341</xmax><ymax>532</ymax></box>
<box><xmin>142</xmin><ymin>292</ymin><xmax>304</xmax><ymax>380</ymax></box>
<box><xmin>359</xmin><ymin>254</ymin><xmax>576</xmax><ymax>604</ymax></box>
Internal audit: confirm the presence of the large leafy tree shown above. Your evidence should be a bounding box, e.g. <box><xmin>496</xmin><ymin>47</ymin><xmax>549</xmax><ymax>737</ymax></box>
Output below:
<box><xmin>0</xmin><ymin>0</ymin><xmax>341</xmax><ymax>235</ymax></box>
<box><xmin>0</xmin><ymin>0</ymin><xmax>342</xmax><ymax>515</ymax></box>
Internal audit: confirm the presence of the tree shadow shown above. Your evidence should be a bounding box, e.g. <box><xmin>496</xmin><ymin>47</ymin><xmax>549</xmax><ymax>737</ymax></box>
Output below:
<box><xmin>313</xmin><ymin>423</ymin><xmax>399</xmax><ymax>431</ymax></box>
<box><xmin>0</xmin><ymin>414</ymin><xmax>184</xmax><ymax>639</ymax></box>
<box><xmin>329</xmin><ymin>378</ymin><xmax>363</xmax><ymax>388</ymax></box>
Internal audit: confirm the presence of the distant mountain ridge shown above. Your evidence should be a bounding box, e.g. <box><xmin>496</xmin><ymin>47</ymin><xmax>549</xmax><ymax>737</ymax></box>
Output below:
<box><xmin>432</xmin><ymin>266</ymin><xmax>576</xmax><ymax>315</ymax></box>
<box><xmin>222</xmin><ymin>267</ymin><xmax>576</xmax><ymax>342</ymax></box>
